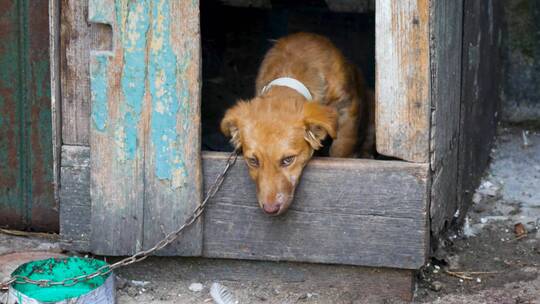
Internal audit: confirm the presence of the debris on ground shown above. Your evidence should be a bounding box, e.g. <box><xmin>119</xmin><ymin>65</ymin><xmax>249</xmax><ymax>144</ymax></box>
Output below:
<box><xmin>129</xmin><ymin>280</ymin><xmax>150</xmax><ymax>287</ymax></box>
<box><xmin>188</xmin><ymin>282</ymin><xmax>204</xmax><ymax>292</ymax></box>
<box><xmin>514</xmin><ymin>222</ymin><xmax>527</xmax><ymax>237</ymax></box>
<box><xmin>416</xmin><ymin>127</ymin><xmax>540</xmax><ymax>303</ymax></box>
<box><xmin>429</xmin><ymin>281</ymin><xmax>443</xmax><ymax>292</ymax></box>
<box><xmin>210</xmin><ymin>282</ymin><xmax>238</xmax><ymax>304</ymax></box>
<box><xmin>477</xmin><ymin>180</ymin><xmax>500</xmax><ymax>197</ymax></box>
<box><xmin>522</xmin><ymin>130</ymin><xmax>531</xmax><ymax>148</ymax></box>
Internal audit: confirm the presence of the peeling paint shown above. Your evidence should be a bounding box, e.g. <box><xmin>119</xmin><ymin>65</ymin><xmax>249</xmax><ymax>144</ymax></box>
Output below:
<box><xmin>88</xmin><ymin>0</ymin><xmax>194</xmax><ymax>188</ymax></box>
<box><xmin>149</xmin><ymin>0</ymin><xmax>187</xmax><ymax>185</ymax></box>
<box><xmin>90</xmin><ymin>53</ymin><xmax>111</xmax><ymax>131</ymax></box>
<box><xmin>118</xmin><ymin>0</ymin><xmax>150</xmax><ymax>160</ymax></box>
<box><xmin>88</xmin><ymin>0</ymin><xmax>114</xmax><ymax>25</ymax></box>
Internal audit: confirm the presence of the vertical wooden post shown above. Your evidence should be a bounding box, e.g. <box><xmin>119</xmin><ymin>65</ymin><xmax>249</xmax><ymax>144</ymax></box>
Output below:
<box><xmin>456</xmin><ymin>0</ymin><xmax>502</xmax><ymax>227</ymax></box>
<box><xmin>375</xmin><ymin>0</ymin><xmax>431</xmax><ymax>163</ymax></box>
<box><xmin>429</xmin><ymin>0</ymin><xmax>464</xmax><ymax>236</ymax></box>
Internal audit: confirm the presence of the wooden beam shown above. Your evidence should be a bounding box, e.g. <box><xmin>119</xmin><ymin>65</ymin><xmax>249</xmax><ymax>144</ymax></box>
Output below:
<box><xmin>60</xmin><ymin>149</ymin><xmax>429</xmax><ymax>269</ymax></box>
<box><xmin>375</xmin><ymin>0</ymin><xmax>431</xmax><ymax>162</ymax></box>
<box><xmin>50</xmin><ymin>0</ymin><xmax>62</xmax><ymax>210</ymax></box>
<box><xmin>202</xmin><ymin>152</ymin><xmax>429</xmax><ymax>269</ymax></box>
<box><xmin>429</xmin><ymin>0</ymin><xmax>464</xmax><ymax>236</ymax></box>
<box><xmin>456</xmin><ymin>0</ymin><xmax>502</xmax><ymax>225</ymax></box>
<box><xmin>141</xmin><ymin>0</ymin><xmax>203</xmax><ymax>256</ymax></box>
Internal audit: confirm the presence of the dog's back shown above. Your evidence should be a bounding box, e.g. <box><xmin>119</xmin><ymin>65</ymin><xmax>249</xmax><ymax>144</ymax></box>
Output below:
<box><xmin>255</xmin><ymin>32</ymin><xmax>375</xmax><ymax>157</ymax></box>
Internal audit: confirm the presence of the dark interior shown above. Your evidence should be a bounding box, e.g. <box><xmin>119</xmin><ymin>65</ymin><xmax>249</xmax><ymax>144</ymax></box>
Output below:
<box><xmin>200</xmin><ymin>0</ymin><xmax>375</xmax><ymax>153</ymax></box>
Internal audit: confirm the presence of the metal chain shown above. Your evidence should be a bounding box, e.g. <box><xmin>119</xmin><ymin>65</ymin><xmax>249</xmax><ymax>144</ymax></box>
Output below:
<box><xmin>0</xmin><ymin>150</ymin><xmax>239</xmax><ymax>291</ymax></box>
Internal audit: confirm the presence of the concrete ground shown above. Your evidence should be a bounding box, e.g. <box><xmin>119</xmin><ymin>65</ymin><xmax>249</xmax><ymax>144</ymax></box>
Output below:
<box><xmin>1</xmin><ymin>126</ymin><xmax>539</xmax><ymax>304</ymax></box>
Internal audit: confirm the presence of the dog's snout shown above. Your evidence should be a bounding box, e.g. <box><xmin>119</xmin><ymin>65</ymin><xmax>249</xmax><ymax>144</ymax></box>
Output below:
<box><xmin>262</xmin><ymin>203</ymin><xmax>281</xmax><ymax>215</ymax></box>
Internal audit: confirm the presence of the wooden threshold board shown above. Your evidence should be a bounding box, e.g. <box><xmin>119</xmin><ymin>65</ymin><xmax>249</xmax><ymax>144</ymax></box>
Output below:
<box><xmin>60</xmin><ymin>147</ymin><xmax>429</xmax><ymax>269</ymax></box>
<box><xmin>202</xmin><ymin>152</ymin><xmax>429</xmax><ymax>269</ymax></box>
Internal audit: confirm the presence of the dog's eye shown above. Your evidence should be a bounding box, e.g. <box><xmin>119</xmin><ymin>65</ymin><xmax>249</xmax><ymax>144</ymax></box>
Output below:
<box><xmin>280</xmin><ymin>156</ymin><xmax>296</xmax><ymax>167</ymax></box>
<box><xmin>246</xmin><ymin>157</ymin><xmax>259</xmax><ymax>167</ymax></box>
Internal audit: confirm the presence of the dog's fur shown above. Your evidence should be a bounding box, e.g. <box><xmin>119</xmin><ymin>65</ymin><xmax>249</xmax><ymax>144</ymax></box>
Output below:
<box><xmin>221</xmin><ymin>32</ymin><xmax>375</xmax><ymax>215</ymax></box>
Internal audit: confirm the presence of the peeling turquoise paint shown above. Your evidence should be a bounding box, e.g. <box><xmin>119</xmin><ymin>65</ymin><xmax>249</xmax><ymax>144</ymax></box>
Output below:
<box><xmin>177</xmin><ymin>56</ymin><xmax>192</xmax><ymax>132</ymax></box>
<box><xmin>88</xmin><ymin>0</ymin><xmax>192</xmax><ymax>185</ymax></box>
<box><xmin>90</xmin><ymin>54</ymin><xmax>110</xmax><ymax>131</ymax></box>
<box><xmin>149</xmin><ymin>0</ymin><xmax>187</xmax><ymax>183</ymax></box>
<box><xmin>118</xmin><ymin>0</ymin><xmax>150</xmax><ymax>160</ymax></box>
<box><xmin>88</xmin><ymin>0</ymin><xmax>114</xmax><ymax>24</ymax></box>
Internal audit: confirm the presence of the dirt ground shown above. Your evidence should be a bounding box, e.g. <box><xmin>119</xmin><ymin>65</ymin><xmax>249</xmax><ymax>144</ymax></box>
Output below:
<box><xmin>1</xmin><ymin>126</ymin><xmax>539</xmax><ymax>304</ymax></box>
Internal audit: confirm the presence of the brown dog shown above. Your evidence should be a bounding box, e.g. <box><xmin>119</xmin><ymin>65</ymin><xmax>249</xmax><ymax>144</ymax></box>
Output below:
<box><xmin>221</xmin><ymin>32</ymin><xmax>374</xmax><ymax>215</ymax></box>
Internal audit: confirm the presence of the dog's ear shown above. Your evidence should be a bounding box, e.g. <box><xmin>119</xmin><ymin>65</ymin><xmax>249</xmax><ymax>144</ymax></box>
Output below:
<box><xmin>303</xmin><ymin>103</ymin><xmax>338</xmax><ymax>150</ymax></box>
<box><xmin>220</xmin><ymin>101</ymin><xmax>248</xmax><ymax>150</ymax></box>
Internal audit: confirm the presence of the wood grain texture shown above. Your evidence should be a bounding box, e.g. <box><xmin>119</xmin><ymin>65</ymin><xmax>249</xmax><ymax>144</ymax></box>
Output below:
<box><xmin>142</xmin><ymin>0</ymin><xmax>202</xmax><ymax>256</ymax></box>
<box><xmin>60</xmin><ymin>151</ymin><xmax>428</xmax><ymax>268</ymax></box>
<box><xmin>456</xmin><ymin>0</ymin><xmax>502</xmax><ymax>225</ymax></box>
<box><xmin>59</xmin><ymin>145</ymin><xmax>90</xmax><ymax>252</ymax></box>
<box><xmin>87</xmin><ymin>0</ymin><xmax>202</xmax><ymax>255</ymax></box>
<box><xmin>202</xmin><ymin>152</ymin><xmax>429</xmax><ymax>269</ymax></box>
<box><xmin>50</xmin><ymin>0</ymin><xmax>62</xmax><ymax>212</ymax></box>
<box><xmin>429</xmin><ymin>0</ymin><xmax>464</xmax><ymax>236</ymax></box>
<box><xmin>375</xmin><ymin>0</ymin><xmax>431</xmax><ymax>162</ymax></box>
<box><xmin>60</xmin><ymin>0</ymin><xmax>111</xmax><ymax>145</ymax></box>
<box><xmin>88</xmin><ymin>0</ymin><xmax>145</xmax><ymax>254</ymax></box>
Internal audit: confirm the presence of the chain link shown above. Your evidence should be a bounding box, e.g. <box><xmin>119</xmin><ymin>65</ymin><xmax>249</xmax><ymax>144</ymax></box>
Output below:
<box><xmin>0</xmin><ymin>151</ymin><xmax>239</xmax><ymax>291</ymax></box>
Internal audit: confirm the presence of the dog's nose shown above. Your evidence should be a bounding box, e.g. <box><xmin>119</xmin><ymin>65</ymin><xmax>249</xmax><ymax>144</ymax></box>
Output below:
<box><xmin>262</xmin><ymin>203</ymin><xmax>281</xmax><ymax>215</ymax></box>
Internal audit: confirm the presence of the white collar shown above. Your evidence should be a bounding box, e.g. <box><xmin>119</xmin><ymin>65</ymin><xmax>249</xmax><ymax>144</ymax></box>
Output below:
<box><xmin>260</xmin><ymin>77</ymin><xmax>313</xmax><ymax>101</ymax></box>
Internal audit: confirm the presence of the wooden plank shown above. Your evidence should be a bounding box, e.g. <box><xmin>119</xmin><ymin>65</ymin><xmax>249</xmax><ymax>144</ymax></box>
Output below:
<box><xmin>88</xmin><ymin>0</ymin><xmax>202</xmax><ymax>255</ymax></box>
<box><xmin>202</xmin><ymin>152</ymin><xmax>429</xmax><ymax>269</ymax></box>
<box><xmin>50</xmin><ymin>0</ymin><xmax>62</xmax><ymax>214</ymax></box>
<box><xmin>60</xmin><ymin>151</ymin><xmax>428</xmax><ymax>268</ymax></box>
<box><xmin>375</xmin><ymin>0</ymin><xmax>431</xmax><ymax>162</ymax></box>
<box><xmin>60</xmin><ymin>0</ymin><xmax>111</xmax><ymax>145</ymax></box>
<box><xmin>59</xmin><ymin>145</ymin><xmax>90</xmax><ymax>252</ymax></box>
<box><xmin>142</xmin><ymin>0</ymin><xmax>203</xmax><ymax>256</ymax></box>
<box><xmin>0</xmin><ymin>0</ymin><xmax>56</xmax><ymax>231</ymax></box>
<box><xmin>456</xmin><ymin>0</ymin><xmax>502</xmax><ymax>224</ymax></box>
<box><xmin>429</xmin><ymin>0</ymin><xmax>464</xmax><ymax>236</ymax></box>
<box><xmin>87</xmin><ymin>0</ymin><xmax>144</xmax><ymax>255</ymax></box>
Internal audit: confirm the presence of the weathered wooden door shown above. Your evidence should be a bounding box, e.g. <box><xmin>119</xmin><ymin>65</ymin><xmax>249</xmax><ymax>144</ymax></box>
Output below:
<box><xmin>87</xmin><ymin>0</ymin><xmax>202</xmax><ymax>255</ymax></box>
<box><xmin>0</xmin><ymin>0</ymin><xmax>56</xmax><ymax>231</ymax></box>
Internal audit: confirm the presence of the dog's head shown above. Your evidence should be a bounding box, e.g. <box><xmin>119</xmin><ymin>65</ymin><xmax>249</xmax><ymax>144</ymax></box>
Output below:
<box><xmin>221</xmin><ymin>95</ymin><xmax>337</xmax><ymax>215</ymax></box>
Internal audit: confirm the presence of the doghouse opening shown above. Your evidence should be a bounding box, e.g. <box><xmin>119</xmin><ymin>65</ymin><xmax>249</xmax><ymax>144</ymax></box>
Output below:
<box><xmin>200</xmin><ymin>0</ymin><xmax>375</xmax><ymax>156</ymax></box>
